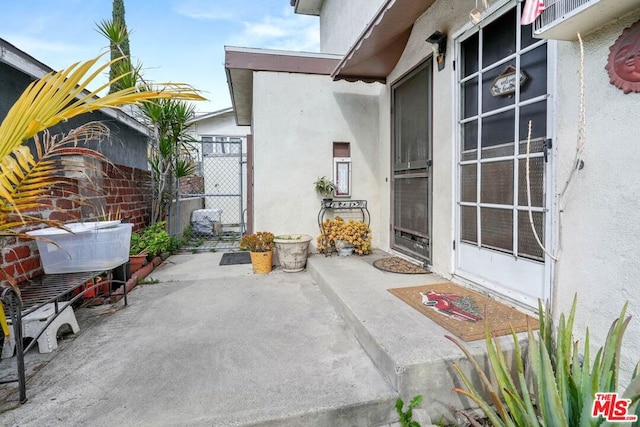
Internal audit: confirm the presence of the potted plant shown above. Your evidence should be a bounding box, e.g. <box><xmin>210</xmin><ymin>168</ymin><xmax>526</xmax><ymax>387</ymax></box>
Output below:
<box><xmin>129</xmin><ymin>221</ymin><xmax>172</xmax><ymax>273</ymax></box>
<box><xmin>274</xmin><ymin>234</ymin><xmax>314</xmax><ymax>272</ymax></box>
<box><xmin>313</xmin><ymin>176</ymin><xmax>336</xmax><ymax>201</ymax></box>
<box><xmin>317</xmin><ymin>216</ymin><xmax>372</xmax><ymax>256</ymax></box>
<box><xmin>239</xmin><ymin>231</ymin><xmax>275</xmax><ymax>274</ymax></box>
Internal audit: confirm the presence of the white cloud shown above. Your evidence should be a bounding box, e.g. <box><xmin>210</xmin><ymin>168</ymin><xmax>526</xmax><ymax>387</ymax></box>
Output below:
<box><xmin>229</xmin><ymin>8</ymin><xmax>319</xmax><ymax>52</ymax></box>
<box><xmin>3</xmin><ymin>34</ymin><xmax>76</xmax><ymax>54</ymax></box>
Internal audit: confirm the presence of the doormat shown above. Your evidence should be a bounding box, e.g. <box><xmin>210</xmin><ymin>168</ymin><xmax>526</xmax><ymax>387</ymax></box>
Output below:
<box><xmin>373</xmin><ymin>257</ymin><xmax>429</xmax><ymax>274</ymax></box>
<box><xmin>219</xmin><ymin>252</ymin><xmax>252</xmax><ymax>266</ymax></box>
<box><xmin>388</xmin><ymin>282</ymin><xmax>538</xmax><ymax>342</ymax></box>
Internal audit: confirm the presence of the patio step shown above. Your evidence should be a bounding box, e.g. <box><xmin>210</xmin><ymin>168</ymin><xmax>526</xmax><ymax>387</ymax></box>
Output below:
<box><xmin>307</xmin><ymin>251</ymin><xmax>521</xmax><ymax>423</ymax></box>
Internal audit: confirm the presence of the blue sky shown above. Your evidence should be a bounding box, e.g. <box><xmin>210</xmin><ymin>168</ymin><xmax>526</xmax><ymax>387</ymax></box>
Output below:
<box><xmin>0</xmin><ymin>0</ymin><xmax>320</xmax><ymax>112</ymax></box>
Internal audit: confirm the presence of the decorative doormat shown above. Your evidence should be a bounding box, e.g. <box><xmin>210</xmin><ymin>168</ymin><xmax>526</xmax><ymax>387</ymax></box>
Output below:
<box><xmin>388</xmin><ymin>282</ymin><xmax>538</xmax><ymax>342</ymax></box>
<box><xmin>219</xmin><ymin>252</ymin><xmax>252</xmax><ymax>266</ymax></box>
<box><xmin>373</xmin><ymin>257</ymin><xmax>429</xmax><ymax>274</ymax></box>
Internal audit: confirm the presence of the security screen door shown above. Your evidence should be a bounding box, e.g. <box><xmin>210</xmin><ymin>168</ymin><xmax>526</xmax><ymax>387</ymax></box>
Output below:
<box><xmin>456</xmin><ymin>4</ymin><xmax>552</xmax><ymax>307</ymax></box>
<box><xmin>392</xmin><ymin>61</ymin><xmax>432</xmax><ymax>264</ymax></box>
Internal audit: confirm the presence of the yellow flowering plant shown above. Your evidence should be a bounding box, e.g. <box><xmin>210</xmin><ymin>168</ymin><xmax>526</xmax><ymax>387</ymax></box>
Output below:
<box><xmin>317</xmin><ymin>216</ymin><xmax>372</xmax><ymax>255</ymax></box>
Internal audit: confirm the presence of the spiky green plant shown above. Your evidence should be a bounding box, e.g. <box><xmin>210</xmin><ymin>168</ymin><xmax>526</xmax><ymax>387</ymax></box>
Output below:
<box><xmin>448</xmin><ymin>295</ymin><xmax>640</xmax><ymax>426</ymax></box>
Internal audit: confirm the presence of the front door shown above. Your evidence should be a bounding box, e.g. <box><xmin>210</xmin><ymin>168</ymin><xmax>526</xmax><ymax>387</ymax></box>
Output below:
<box><xmin>392</xmin><ymin>61</ymin><xmax>433</xmax><ymax>264</ymax></box>
<box><xmin>455</xmin><ymin>3</ymin><xmax>552</xmax><ymax>307</ymax></box>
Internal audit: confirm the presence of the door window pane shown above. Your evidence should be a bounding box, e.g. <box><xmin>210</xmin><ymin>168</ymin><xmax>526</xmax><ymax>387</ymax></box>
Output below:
<box><xmin>481</xmin><ymin>161</ymin><xmax>514</xmax><ymax>205</ymax></box>
<box><xmin>519</xmin><ymin>101</ymin><xmax>546</xmax><ymax>142</ymax></box>
<box><xmin>461</xmin><ymin>206</ymin><xmax>478</xmax><ymax>244</ymax></box>
<box><xmin>521</xmin><ymin>45</ymin><xmax>547</xmax><ymax>101</ymax></box>
<box><xmin>518</xmin><ymin>157</ymin><xmax>544</xmax><ymax>207</ymax></box>
<box><xmin>461</xmin><ymin>33</ymin><xmax>479</xmax><ymax>77</ymax></box>
<box><xmin>462</xmin><ymin>77</ymin><xmax>478</xmax><ymax>118</ymax></box>
<box><xmin>394</xmin><ymin>65</ymin><xmax>432</xmax><ymax>165</ymax></box>
<box><xmin>481</xmin><ymin>207</ymin><xmax>513</xmax><ymax>252</ymax></box>
<box><xmin>461</xmin><ymin>164</ymin><xmax>477</xmax><ymax>202</ymax></box>
<box><xmin>482</xmin><ymin>9</ymin><xmax>516</xmax><ymax>68</ymax></box>
<box><xmin>481</xmin><ymin>110</ymin><xmax>515</xmax><ymax>148</ymax></box>
<box><xmin>518</xmin><ymin>210</ymin><xmax>544</xmax><ymax>260</ymax></box>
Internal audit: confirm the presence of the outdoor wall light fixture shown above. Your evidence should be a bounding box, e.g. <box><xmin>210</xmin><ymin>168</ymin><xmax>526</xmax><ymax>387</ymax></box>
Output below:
<box><xmin>426</xmin><ymin>31</ymin><xmax>447</xmax><ymax>71</ymax></box>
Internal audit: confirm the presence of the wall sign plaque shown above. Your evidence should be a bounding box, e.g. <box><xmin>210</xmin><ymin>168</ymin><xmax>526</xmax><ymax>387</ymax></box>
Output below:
<box><xmin>490</xmin><ymin>65</ymin><xmax>528</xmax><ymax>97</ymax></box>
<box><xmin>606</xmin><ymin>19</ymin><xmax>640</xmax><ymax>94</ymax></box>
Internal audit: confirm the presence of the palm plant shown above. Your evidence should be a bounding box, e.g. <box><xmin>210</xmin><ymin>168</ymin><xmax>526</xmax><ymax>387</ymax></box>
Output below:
<box><xmin>448</xmin><ymin>295</ymin><xmax>640</xmax><ymax>427</ymax></box>
<box><xmin>140</xmin><ymin>98</ymin><xmax>198</xmax><ymax>223</ymax></box>
<box><xmin>0</xmin><ymin>54</ymin><xmax>204</xmax><ymax>286</ymax></box>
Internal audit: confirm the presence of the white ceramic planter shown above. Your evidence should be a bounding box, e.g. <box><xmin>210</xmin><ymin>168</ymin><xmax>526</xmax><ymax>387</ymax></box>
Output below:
<box><xmin>274</xmin><ymin>234</ymin><xmax>313</xmax><ymax>272</ymax></box>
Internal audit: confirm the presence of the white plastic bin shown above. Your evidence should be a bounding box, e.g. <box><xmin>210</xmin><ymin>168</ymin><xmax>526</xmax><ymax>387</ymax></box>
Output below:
<box><xmin>27</xmin><ymin>222</ymin><xmax>133</xmax><ymax>274</ymax></box>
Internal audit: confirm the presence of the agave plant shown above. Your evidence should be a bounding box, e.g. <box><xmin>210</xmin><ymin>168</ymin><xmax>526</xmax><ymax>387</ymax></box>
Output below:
<box><xmin>448</xmin><ymin>295</ymin><xmax>640</xmax><ymax>427</ymax></box>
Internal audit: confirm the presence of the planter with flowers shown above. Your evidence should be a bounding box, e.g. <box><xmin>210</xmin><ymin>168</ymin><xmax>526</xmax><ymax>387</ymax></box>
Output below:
<box><xmin>239</xmin><ymin>231</ymin><xmax>275</xmax><ymax>274</ymax></box>
<box><xmin>317</xmin><ymin>216</ymin><xmax>372</xmax><ymax>256</ymax></box>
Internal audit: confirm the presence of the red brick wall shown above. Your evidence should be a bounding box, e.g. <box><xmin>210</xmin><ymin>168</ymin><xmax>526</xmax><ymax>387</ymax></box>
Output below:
<box><xmin>0</xmin><ymin>161</ymin><xmax>152</xmax><ymax>285</ymax></box>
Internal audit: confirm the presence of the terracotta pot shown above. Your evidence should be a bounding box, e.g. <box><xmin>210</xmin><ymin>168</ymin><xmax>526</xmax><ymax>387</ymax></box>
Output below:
<box><xmin>249</xmin><ymin>251</ymin><xmax>273</xmax><ymax>274</ymax></box>
<box><xmin>129</xmin><ymin>254</ymin><xmax>147</xmax><ymax>274</ymax></box>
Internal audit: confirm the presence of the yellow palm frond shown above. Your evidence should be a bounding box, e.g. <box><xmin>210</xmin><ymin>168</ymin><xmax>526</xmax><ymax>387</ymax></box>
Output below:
<box><xmin>0</xmin><ymin>54</ymin><xmax>204</xmax><ymax>159</ymax></box>
<box><xmin>0</xmin><ymin>123</ymin><xmax>113</xmax><ymax>236</ymax></box>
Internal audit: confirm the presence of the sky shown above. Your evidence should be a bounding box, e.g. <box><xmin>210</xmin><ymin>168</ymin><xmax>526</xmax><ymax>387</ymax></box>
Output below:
<box><xmin>0</xmin><ymin>0</ymin><xmax>320</xmax><ymax>112</ymax></box>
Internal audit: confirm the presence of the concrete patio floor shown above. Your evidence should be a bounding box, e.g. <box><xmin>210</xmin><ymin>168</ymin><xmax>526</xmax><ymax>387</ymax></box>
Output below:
<box><xmin>0</xmin><ymin>250</ymin><xmax>519</xmax><ymax>426</ymax></box>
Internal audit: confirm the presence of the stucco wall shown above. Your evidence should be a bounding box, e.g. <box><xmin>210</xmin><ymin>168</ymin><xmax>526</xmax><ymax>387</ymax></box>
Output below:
<box><xmin>319</xmin><ymin>0</ymin><xmax>386</xmax><ymax>54</ymax></box>
<box><xmin>552</xmin><ymin>10</ymin><xmax>640</xmax><ymax>387</ymax></box>
<box><xmin>252</xmin><ymin>71</ymin><xmax>382</xmax><ymax>247</ymax></box>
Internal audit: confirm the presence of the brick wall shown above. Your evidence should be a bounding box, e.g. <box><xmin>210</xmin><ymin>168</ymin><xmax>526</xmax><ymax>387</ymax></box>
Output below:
<box><xmin>0</xmin><ymin>161</ymin><xmax>152</xmax><ymax>285</ymax></box>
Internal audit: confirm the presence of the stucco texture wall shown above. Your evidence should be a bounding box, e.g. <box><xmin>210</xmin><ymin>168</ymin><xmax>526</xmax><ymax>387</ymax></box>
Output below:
<box><xmin>553</xmin><ymin>10</ymin><xmax>640</xmax><ymax>387</ymax></box>
<box><xmin>319</xmin><ymin>0</ymin><xmax>386</xmax><ymax>54</ymax></box>
<box><xmin>252</xmin><ymin>71</ymin><xmax>382</xmax><ymax>249</ymax></box>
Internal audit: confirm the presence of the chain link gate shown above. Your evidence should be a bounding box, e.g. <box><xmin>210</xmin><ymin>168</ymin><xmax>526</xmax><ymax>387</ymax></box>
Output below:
<box><xmin>174</xmin><ymin>137</ymin><xmax>246</xmax><ymax>251</ymax></box>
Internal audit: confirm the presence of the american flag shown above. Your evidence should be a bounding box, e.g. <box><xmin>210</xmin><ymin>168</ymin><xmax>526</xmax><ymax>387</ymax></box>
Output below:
<box><xmin>521</xmin><ymin>0</ymin><xmax>545</xmax><ymax>25</ymax></box>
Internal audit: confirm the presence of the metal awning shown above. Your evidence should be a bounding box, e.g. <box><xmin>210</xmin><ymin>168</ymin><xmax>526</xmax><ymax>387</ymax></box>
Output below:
<box><xmin>331</xmin><ymin>0</ymin><xmax>435</xmax><ymax>83</ymax></box>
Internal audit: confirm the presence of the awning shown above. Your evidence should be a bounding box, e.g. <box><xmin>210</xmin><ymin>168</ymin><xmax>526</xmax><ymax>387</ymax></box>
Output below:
<box><xmin>331</xmin><ymin>0</ymin><xmax>435</xmax><ymax>83</ymax></box>
<box><xmin>225</xmin><ymin>47</ymin><xmax>341</xmax><ymax>126</ymax></box>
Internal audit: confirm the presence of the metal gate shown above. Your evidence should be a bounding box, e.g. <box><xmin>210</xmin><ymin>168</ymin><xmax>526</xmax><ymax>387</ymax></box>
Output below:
<box><xmin>175</xmin><ymin>137</ymin><xmax>246</xmax><ymax>250</ymax></box>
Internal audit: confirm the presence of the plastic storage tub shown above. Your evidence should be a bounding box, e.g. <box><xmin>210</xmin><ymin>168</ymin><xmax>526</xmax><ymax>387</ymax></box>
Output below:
<box><xmin>27</xmin><ymin>222</ymin><xmax>133</xmax><ymax>274</ymax></box>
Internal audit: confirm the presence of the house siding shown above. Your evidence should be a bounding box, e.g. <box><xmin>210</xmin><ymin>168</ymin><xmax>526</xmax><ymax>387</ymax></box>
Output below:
<box><xmin>252</xmin><ymin>71</ymin><xmax>382</xmax><ymax>244</ymax></box>
<box><xmin>553</xmin><ymin>9</ymin><xmax>640</xmax><ymax>387</ymax></box>
<box><xmin>319</xmin><ymin>0</ymin><xmax>386</xmax><ymax>54</ymax></box>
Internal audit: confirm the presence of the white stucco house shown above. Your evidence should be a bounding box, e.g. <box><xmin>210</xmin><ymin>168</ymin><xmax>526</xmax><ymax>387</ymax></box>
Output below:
<box><xmin>225</xmin><ymin>0</ymin><xmax>640</xmax><ymax>389</ymax></box>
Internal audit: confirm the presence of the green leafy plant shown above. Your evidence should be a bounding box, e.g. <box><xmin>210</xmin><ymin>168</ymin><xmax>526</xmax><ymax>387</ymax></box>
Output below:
<box><xmin>396</xmin><ymin>395</ymin><xmax>423</xmax><ymax>427</ymax></box>
<box><xmin>448</xmin><ymin>295</ymin><xmax>640</xmax><ymax>427</ymax></box>
<box><xmin>239</xmin><ymin>231</ymin><xmax>275</xmax><ymax>252</ymax></box>
<box><xmin>313</xmin><ymin>176</ymin><xmax>336</xmax><ymax>199</ymax></box>
<box><xmin>130</xmin><ymin>221</ymin><xmax>171</xmax><ymax>258</ymax></box>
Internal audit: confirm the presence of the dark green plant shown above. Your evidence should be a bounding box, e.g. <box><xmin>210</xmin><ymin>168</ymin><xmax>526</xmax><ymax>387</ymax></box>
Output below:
<box><xmin>448</xmin><ymin>295</ymin><xmax>640</xmax><ymax>427</ymax></box>
<box><xmin>396</xmin><ymin>395</ymin><xmax>422</xmax><ymax>427</ymax></box>
<box><xmin>130</xmin><ymin>221</ymin><xmax>171</xmax><ymax>257</ymax></box>
<box><xmin>313</xmin><ymin>176</ymin><xmax>336</xmax><ymax>199</ymax></box>
<box><xmin>108</xmin><ymin>0</ymin><xmax>131</xmax><ymax>93</ymax></box>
